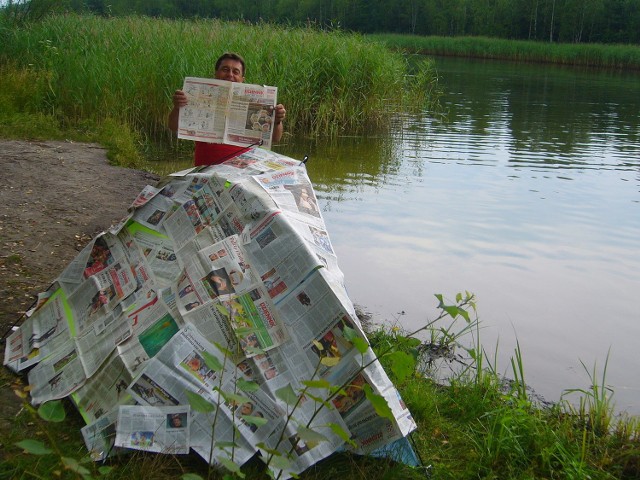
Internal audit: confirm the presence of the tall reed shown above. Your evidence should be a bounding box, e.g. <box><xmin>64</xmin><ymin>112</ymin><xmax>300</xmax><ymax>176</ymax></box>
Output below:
<box><xmin>0</xmin><ymin>15</ymin><xmax>439</xmax><ymax>150</ymax></box>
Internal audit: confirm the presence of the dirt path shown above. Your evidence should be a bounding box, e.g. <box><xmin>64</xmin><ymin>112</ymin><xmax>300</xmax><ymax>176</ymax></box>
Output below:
<box><xmin>0</xmin><ymin>140</ymin><xmax>158</xmax><ymax>444</ymax></box>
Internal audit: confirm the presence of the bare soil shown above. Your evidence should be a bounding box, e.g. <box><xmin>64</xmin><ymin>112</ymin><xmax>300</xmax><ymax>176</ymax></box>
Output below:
<box><xmin>0</xmin><ymin>140</ymin><xmax>158</xmax><ymax>451</ymax></box>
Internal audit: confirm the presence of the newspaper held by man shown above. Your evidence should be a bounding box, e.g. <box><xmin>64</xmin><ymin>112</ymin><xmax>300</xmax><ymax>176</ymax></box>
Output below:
<box><xmin>178</xmin><ymin>77</ymin><xmax>278</xmax><ymax>150</ymax></box>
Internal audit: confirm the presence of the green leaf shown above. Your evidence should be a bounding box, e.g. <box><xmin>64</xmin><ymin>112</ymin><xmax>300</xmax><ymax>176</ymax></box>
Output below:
<box><xmin>257</xmin><ymin>442</ymin><xmax>281</xmax><ymax>457</ymax></box>
<box><xmin>214</xmin><ymin>342</ymin><xmax>235</xmax><ymax>358</ymax></box>
<box><xmin>236</xmin><ymin>378</ymin><xmax>260</xmax><ymax>392</ymax></box>
<box><xmin>342</xmin><ymin>325</ymin><xmax>358</xmax><ymax>342</ymax></box>
<box><xmin>235</xmin><ymin>327</ymin><xmax>259</xmax><ymax>337</ymax></box>
<box><xmin>98</xmin><ymin>466</ymin><xmax>114</xmax><ymax>475</ymax></box>
<box><xmin>220</xmin><ymin>391</ymin><xmax>251</xmax><ymax>406</ymax></box>
<box><xmin>202</xmin><ymin>350</ymin><xmax>223</xmax><ymax>372</ymax></box>
<box><xmin>62</xmin><ymin>456</ymin><xmax>91</xmax><ymax>475</ymax></box>
<box><xmin>268</xmin><ymin>453</ymin><xmax>292</xmax><ymax>471</ymax></box>
<box><xmin>296</xmin><ymin>426</ymin><xmax>328</xmax><ymax>448</ymax></box>
<box><xmin>215</xmin><ymin>441</ymin><xmax>239</xmax><ymax>449</ymax></box>
<box><xmin>242</xmin><ymin>414</ymin><xmax>269</xmax><ymax>428</ymax></box>
<box><xmin>327</xmin><ymin>422</ymin><xmax>356</xmax><ymax>447</ymax></box>
<box><xmin>244</xmin><ymin>345</ymin><xmax>264</xmax><ymax>356</ymax></box>
<box><xmin>329</xmin><ymin>385</ymin><xmax>347</xmax><ymax>397</ymax></box>
<box><xmin>215</xmin><ymin>303</ymin><xmax>231</xmax><ymax>318</ymax></box>
<box><xmin>186</xmin><ymin>390</ymin><xmax>215</xmax><ymax>413</ymax></box>
<box><xmin>38</xmin><ymin>400</ymin><xmax>66</xmax><ymax>422</ymax></box>
<box><xmin>443</xmin><ymin>305</ymin><xmax>460</xmax><ymax>318</ymax></box>
<box><xmin>387</xmin><ymin>350</ymin><xmax>415</xmax><ymax>382</ymax></box>
<box><xmin>182</xmin><ymin>474</ymin><xmax>205</xmax><ymax>480</ymax></box>
<box><xmin>275</xmin><ymin>384</ymin><xmax>299</xmax><ymax>407</ymax></box>
<box><xmin>341</xmin><ymin>324</ymin><xmax>369</xmax><ymax>353</ymax></box>
<box><xmin>301</xmin><ymin>379</ymin><xmax>332</xmax><ymax>390</ymax></box>
<box><xmin>320</xmin><ymin>356</ymin><xmax>340</xmax><ymax>367</ymax></box>
<box><xmin>363</xmin><ymin>385</ymin><xmax>394</xmax><ymax>420</ymax></box>
<box><xmin>405</xmin><ymin>337</ymin><xmax>422</xmax><ymax>348</ymax></box>
<box><xmin>218</xmin><ymin>457</ymin><xmax>245</xmax><ymax>478</ymax></box>
<box><xmin>352</xmin><ymin>337</ymin><xmax>369</xmax><ymax>354</ymax></box>
<box><xmin>15</xmin><ymin>439</ymin><xmax>53</xmax><ymax>455</ymax></box>
<box><xmin>305</xmin><ymin>393</ymin><xmax>333</xmax><ymax>409</ymax></box>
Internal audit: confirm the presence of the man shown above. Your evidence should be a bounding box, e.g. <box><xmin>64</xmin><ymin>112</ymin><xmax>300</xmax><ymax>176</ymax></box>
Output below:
<box><xmin>168</xmin><ymin>52</ymin><xmax>287</xmax><ymax>166</ymax></box>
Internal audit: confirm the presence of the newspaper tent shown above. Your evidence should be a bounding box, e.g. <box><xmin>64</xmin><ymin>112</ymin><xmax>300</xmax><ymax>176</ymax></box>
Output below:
<box><xmin>4</xmin><ymin>147</ymin><xmax>417</xmax><ymax>478</ymax></box>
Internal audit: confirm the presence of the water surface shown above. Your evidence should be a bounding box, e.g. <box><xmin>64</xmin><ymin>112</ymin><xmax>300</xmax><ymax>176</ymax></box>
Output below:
<box><xmin>279</xmin><ymin>57</ymin><xmax>640</xmax><ymax>414</ymax></box>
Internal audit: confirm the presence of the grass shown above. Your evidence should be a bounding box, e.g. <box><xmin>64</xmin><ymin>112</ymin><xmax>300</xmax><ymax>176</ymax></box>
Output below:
<box><xmin>368</xmin><ymin>34</ymin><xmax>640</xmax><ymax>70</ymax></box>
<box><xmin>2</xmin><ymin>294</ymin><xmax>640</xmax><ymax>479</ymax></box>
<box><xmin>0</xmin><ymin>14</ymin><xmax>439</xmax><ymax>170</ymax></box>
<box><xmin>373</xmin><ymin>327</ymin><xmax>640</xmax><ymax>479</ymax></box>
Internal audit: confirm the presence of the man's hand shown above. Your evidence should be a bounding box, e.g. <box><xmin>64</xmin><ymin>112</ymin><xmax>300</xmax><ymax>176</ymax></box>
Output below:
<box><xmin>173</xmin><ymin>90</ymin><xmax>188</xmax><ymax>108</ymax></box>
<box><xmin>272</xmin><ymin>104</ymin><xmax>286</xmax><ymax>143</ymax></box>
<box><xmin>273</xmin><ymin>104</ymin><xmax>286</xmax><ymax>125</ymax></box>
<box><xmin>168</xmin><ymin>90</ymin><xmax>188</xmax><ymax>132</ymax></box>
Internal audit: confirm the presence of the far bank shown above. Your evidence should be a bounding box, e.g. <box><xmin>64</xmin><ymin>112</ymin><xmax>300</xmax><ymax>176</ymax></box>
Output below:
<box><xmin>369</xmin><ymin>34</ymin><xmax>640</xmax><ymax>70</ymax></box>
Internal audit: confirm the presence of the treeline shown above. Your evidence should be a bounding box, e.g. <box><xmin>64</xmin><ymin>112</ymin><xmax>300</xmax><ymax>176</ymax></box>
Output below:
<box><xmin>3</xmin><ymin>0</ymin><xmax>639</xmax><ymax>45</ymax></box>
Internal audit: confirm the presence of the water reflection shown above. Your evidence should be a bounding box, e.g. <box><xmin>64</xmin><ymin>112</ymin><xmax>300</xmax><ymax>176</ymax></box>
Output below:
<box><xmin>279</xmin><ymin>56</ymin><xmax>640</xmax><ymax>415</ymax></box>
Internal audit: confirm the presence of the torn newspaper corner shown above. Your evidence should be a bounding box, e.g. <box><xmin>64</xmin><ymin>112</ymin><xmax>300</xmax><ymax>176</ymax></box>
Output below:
<box><xmin>4</xmin><ymin>146</ymin><xmax>417</xmax><ymax>478</ymax></box>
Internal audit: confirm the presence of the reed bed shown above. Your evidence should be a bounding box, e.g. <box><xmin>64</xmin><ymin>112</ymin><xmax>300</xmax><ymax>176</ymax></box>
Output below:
<box><xmin>0</xmin><ymin>14</ymin><xmax>438</xmax><ymax>153</ymax></box>
<box><xmin>369</xmin><ymin>34</ymin><xmax>640</xmax><ymax>70</ymax></box>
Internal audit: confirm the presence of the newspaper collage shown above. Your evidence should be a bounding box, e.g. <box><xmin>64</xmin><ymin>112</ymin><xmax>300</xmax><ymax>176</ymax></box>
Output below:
<box><xmin>178</xmin><ymin>76</ymin><xmax>278</xmax><ymax>150</ymax></box>
<box><xmin>4</xmin><ymin>147</ymin><xmax>416</xmax><ymax>478</ymax></box>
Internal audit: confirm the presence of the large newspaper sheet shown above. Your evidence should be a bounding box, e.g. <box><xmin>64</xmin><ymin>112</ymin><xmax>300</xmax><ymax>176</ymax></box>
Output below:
<box><xmin>178</xmin><ymin>77</ymin><xmax>278</xmax><ymax>150</ymax></box>
<box><xmin>4</xmin><ymin>146</ymin><xmax>416</xmax><ymax>478</ymax></box>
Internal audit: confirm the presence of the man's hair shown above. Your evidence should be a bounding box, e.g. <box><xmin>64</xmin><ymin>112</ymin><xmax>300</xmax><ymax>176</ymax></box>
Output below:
<box><xmin>215</xmin><ymin>52</ymin><xmax>246</xmax><ymax>76</ymax></box>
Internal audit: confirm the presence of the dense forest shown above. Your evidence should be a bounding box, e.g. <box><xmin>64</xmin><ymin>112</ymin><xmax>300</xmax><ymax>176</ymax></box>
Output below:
<box><xmin>3</xmin><ymin>0</ymin><xmax>639</xmax><ymax>44</ymax></box>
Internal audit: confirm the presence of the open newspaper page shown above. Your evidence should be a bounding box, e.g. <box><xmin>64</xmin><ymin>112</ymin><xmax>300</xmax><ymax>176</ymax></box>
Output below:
<box><xmin>224</xmin><ymin>82</ymin><xmax>278</xmax><ymax>150</ymax></box>
<box><xmin>178</xmin><ymin>77</ymin><xmax>231</xmax><ymax>144</ymax></box>
<box><xmin>177</xmin><ymin>77</ymin><xmax>277</xmax><ymax>150</ymax></box>
<box><xmin>115</xmin><ymin>404</ymin><xmax>191</xmax><ymax>454</ymax></box>
<box><xmin>5</xmin><ymin>146</ymin><xmax>418</xmax><ymax>479</ymax></box>
<box><xmin>27</xmin><ymin>337</ymin><xmax>86</xmax><ymax>404</ymax></box>
<box><xmin>72</xmin><ymin>352</ymin><xmax>135</xmax><ymax>424</ymax></box>
<box><xmin>4</xmin><ymin>287</ymin><xmax>72</xmax><ymax>372</ymax></box>
<box><xmin>81</xmin><ymin>407</ymin><xmax>123</xmax><ymax>461</ymax></box>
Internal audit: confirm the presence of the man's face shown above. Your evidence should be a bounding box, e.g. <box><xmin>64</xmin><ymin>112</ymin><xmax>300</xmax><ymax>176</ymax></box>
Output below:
<box><xmin>215</xmin><ymin>59</ymin><xmax>245</xmax><ymax>83</ymax></box>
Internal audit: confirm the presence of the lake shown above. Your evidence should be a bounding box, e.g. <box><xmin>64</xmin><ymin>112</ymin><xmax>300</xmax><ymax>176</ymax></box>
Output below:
<box><xmin>277</xmin><ymin>56</ymin><xmax>640</xmax><ymax>415</ymax></box>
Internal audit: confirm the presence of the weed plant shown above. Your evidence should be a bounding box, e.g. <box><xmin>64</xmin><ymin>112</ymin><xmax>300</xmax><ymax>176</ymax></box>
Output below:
<box><xmin>367</xmin><ymin>296</ymin><xmax>640</xmax><ymax>480</ymax></box>
<box><xmin>4</xmin><ymin>293</ymin><xmax>640</xmax><ymax>479</ymax></box>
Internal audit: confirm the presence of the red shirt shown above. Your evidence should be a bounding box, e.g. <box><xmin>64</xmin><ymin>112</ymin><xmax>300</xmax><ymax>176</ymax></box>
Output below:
<box><xmin>194</xmin><ymin>142</ymin><xmax>250</xmax><ymax>166</ymax></box>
